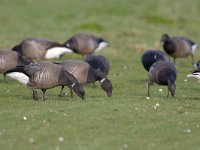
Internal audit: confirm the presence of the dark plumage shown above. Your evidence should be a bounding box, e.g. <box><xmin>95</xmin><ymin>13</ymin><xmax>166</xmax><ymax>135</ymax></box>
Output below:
<box><xmin>54</xmin><ymin>60</ymin><xmax>112</xmax><ymax>97</ymax></box>
<box><xmin>141</xmin><ymin>50</ymin><xmax>169</xmax><ymax>71</ymax></box>
<box><xmin>5</xmin><ymin>61</ymin><xmax>85</xmax><ymax>101</ymax></box>
<box><xmin>12</xmin><ymin>37</ymin><xmax>73</xmax><ymax>61</ymax></box>
<box><xmin>195</xmin><ymin>60</ymin><xmax>200</xmax><ymax>68</ymax></box>
<box><xmin>161</xmin><ymin>33</ymin><xmax>198</xmax><ymax>64</ymax></box>
<box><xmin>0</xmin><ymin>50</ymin><xmax>33</xmax><ymax>77</ymax></box>
<box><xmin>147</xmin><ymin>61</ymin><xmax>177</xmax><ymax>97</ymax></box>
<box><xmin>84</xmin><ymin>55</ymin><xmax>110</xmax><ymax>76</ymax></box>
<box><xmin>64</xmin><ymin>33</ymin><xmax>109</xmax><ymax>57</ymax></box>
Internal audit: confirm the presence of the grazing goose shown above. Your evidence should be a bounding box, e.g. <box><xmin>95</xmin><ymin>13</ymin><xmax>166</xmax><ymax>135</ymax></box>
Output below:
<box><xmin>84</xmin><ymin>55</ymin><xmax>110</xmax><ymax>76</ymax></box>
<box><xmin>64</xmin><ymin>33</ymin><xmax>109</xmax><ymax>58</ymax></box>
<box><xmin>12</xmin><ymin>37</ymin><xmax>73</xmax><ymax>61</ymax></box>
<box><xmin>54</xmin><ymin>59</ymin><xmax>112</xmax><ymax>97</ymax></box>
<box><xmin>147</xmin><ymin>61</ymin><xmax>177</xmax><ymax>97</ymax></box>
<box><xmin>5</xmin><ymin>61</ymin><xmax>85</xmax><ymax>101</ymax></box>
<box><xmin>141</xmin><ymin>50</ymin><xmax>169</xmax><ymax>71</ymax></box>
<box><xmin>161</xmin><ymin>33</ymin><xmax>198</xmax><ymax>64</ymax></box>
<box><xmin>0</xmin><ymin>50</ymin><xmax>33</xmax><ymax>77</ymax></box>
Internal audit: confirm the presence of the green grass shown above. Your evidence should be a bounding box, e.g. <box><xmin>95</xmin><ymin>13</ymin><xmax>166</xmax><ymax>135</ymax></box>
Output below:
<box><xmin>1</xmin><ymin>0</ymin><xmax>200</xmax><ymax>150</ymax></box>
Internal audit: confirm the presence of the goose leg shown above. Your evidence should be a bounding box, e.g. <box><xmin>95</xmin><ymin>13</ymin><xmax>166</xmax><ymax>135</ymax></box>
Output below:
<box><xmin>167</xmin><ymin>87</ymin><xmax>169</xmax><ymax>98</ymax></box>
<box><xmin>27</xmin><ymin>83</ymin><xmax>38</xmax><ymax>101</ymax></box>
<box><xmin>147</xmin><ymin>82</ymin><xmax>151</xmax><ymax>97</ymax></box>
<box><xmin>58</xmin><ymin>85</ymin><xmax>65</xmax><ymax>97</ymax></box>
<box><xmin>70</xmin><ymin>87</ymin><xmax>74</xmax><ymax>98</ymax></box>
<box><xmin>41</xmin><ymin>89</ymin><xmax>46</xmax><ymax>101</ymax></box>
<box><xmin>3</xmin><ymin>73</ymin><xmax>6</xmax><ymax>80</ymax></box>
<box><xmin>191</xmin><ymin>54</ymin><xmax>194</xmax><ymax>65</ymax></box>
<box><xmin>2</xmin><ymin>74</ymin><xmax>8</xmax><ymax>84</ymax></box>
<box><xmin>93</xmin><ymin>82</ymin><xmax>96</xmax><ymax>88</ymax></box>
<box><xmin>33</xmin><ymin>90</ymin><xmax>38</xmax><ymax>101</ymax></box>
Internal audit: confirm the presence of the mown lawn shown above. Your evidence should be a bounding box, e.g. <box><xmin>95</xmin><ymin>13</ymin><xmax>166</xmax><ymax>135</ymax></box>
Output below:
<box><xmin>0</xmin><ymin>0</ymin><xmax>200</xmax><ymax>150</ymax></box>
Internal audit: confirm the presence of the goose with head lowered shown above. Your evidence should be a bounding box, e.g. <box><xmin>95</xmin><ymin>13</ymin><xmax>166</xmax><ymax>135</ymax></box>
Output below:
<box><xmin>0</xmin><ymin>50</ymin><xmax>33</xmax><ymax>78</ymax></box>
<box><xmin>147</xmin><ymin>61</ymin><xmax>177</xmax><ymax>98</ymax></box>
<box><xmin>54</xmin><ymin>59</ymin><xmax>112</xmax><ymax>98</ymax></box>
<box><xmin>12</xmin><ymin>37</ymin><xmax>73</xmax><ymax>61</ymax></box>
<box><xmin>161</xmin><ymin>33</ymin><xmax>198</xmax><ymax>65</ymax></box>
<box><xmin>5</xmin><ymin>61</ymin><xmax>85</xmax><ymax>101</ymax></box>
<box><xmin>141</xmin><ymin>50</ymin><xmax>169</xmax><ymax>72</ymax></box>
<box><xmin>64</xmin><ymin>33</ymin><xmax>109</xmax><ymax>58</ymax></box>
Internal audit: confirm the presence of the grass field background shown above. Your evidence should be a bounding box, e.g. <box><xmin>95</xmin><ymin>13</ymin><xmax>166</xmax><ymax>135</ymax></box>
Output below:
<box><xmin>1</xmin><ymin>0</ymin><xmax>200</xmax><ymax>150</ymax></box>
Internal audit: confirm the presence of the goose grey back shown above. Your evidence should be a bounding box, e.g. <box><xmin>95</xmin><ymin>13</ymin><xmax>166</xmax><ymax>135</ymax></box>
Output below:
<box><xmin>64</xmin><ymin>33</ymin><xmax>108</xmax><ymax>57</ymax></box>
<box><xmin>12</xmin><ymin>37</ymin><xmax>66</xmax><ymax>61</ymax></box>
<box><xmin>0</xmin><ymin>50</ymin><xmax>32</xmax><ymax>75</ymax></box>
<box><xmin>84</xmin><ymin>55</ymin><xmax>110</xmax><ymax>76</ymax></box>
<box><xmin>147</xmin><ymin>61</ymin><xmax>177</xmax><ymax>97</ymax></box>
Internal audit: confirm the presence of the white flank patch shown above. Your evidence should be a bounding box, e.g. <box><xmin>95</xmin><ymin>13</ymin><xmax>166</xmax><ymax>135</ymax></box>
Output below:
<box><xmin>187</xmin><ymin>73</ymin><xmax>200</xmax><ymax>80</ymax></box>
<box><xmin>6</xmin><ymin>72</ymin><xmax>29</xmax><ymax>85</ymax></box>
<box><xmin>45</xmin><ymin>47</ymin><xmax>73</xmax><ymax>59</ymax></box>
<box><xmin>192</xmin><ymin>44</ymin><xmax>198</xmax><ymax>54</ymax></box>
<box><xmin>95</xmin><ymin>42</ymin><xmax>108</xmax><ymax>52</ymax></box>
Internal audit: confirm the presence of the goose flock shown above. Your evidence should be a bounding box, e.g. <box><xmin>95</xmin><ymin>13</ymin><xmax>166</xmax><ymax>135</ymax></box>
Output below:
<box><xmin>1</xmin><ymin>33</ymin><xmax>111</xmax><ymax>101</ymax></box>
<box><xmin>142</xmin><ymin>33</ymin><xmax>199</xmax><ymax>97</ymax></box>
<box><xmin>1</xmin><ymin>32</ymin><xmax>200</xmax><ymax>101</ymax></box>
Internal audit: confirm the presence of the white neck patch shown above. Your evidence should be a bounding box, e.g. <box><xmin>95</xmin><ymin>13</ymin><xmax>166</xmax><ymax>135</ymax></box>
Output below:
<box><xmin>45</xmin><ymin>47</ymin><xmax>73</xmax><ymax>59</ymax></box>
<box><xmin>71</xmin><ymin>83</ymin><xmax>76</xmax><ymax>88</ymax></box>
<box><xmin>95</xmin><ymin>42</ymin><xmax>108</xmax><ymax>52</ymax></box>
<box><xmin>100</xmin><ymin>78</ymin><xmax>107</xmax><ymax>84</ymax></box>
<box><xmin>6</xmin><ymin>72</ymin><xmax>29</xmax><ymax>85</ymax></box>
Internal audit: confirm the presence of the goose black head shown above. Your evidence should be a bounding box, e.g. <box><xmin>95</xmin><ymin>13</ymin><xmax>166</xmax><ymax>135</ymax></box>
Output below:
<box><xmin>99</xmin><ymin>38</ymin><xmax>108</xmax><ymax>44</ymax></box>
<box><xmin>161</xmin><ymin>34</ymin><xmax>170</xmax><ymax>42</ymax></box>
<box><xmin>100</xmin><ymin>78</ymin><xmax>113</xmax><ymax>97</ymax></box>
<box><xmin>168</xmin><ymin>79</ymin><xmax>176</xmax><ymax>97</ymax></box>
<box><xmin>195</xmin><ymin>60</ymin><xmax>200</xmax><ymax>68</ymax></box>
<box><xmin>71</xmin><ymin>83</ymin><xmax>85</xmax><ymax>100</ymax></box>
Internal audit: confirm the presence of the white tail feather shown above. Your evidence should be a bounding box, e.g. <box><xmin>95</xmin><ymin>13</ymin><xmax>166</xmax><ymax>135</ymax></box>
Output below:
<box><xmin>6</xmin><ymin>72</ymin><xmax>29</xmax><ymax>85</ymax></box>
<box><xmin>45</xmin><ymin>47</ymin><xmax>73</xmax><ymax>59</ymax></box>
<box><xmin>95</xmin><ymin>42</ymin><xmax>108</xmax><ymax>52</ymax></box>
<box><xmin>192</xmin><ymin>44</ymin><xmax>198</xmax><ymax>54</ymax></box>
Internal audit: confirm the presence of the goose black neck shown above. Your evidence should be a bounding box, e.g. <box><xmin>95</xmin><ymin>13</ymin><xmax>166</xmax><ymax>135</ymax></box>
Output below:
<box><xmin>58</xmin><ymin>69</ymin><xmax>77</xmax><ymax>86</ymax></box>
<box><xmin>163</xmin><ymin>40</ymin><xmax>176</xmax><ymax>55</ymax></box>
